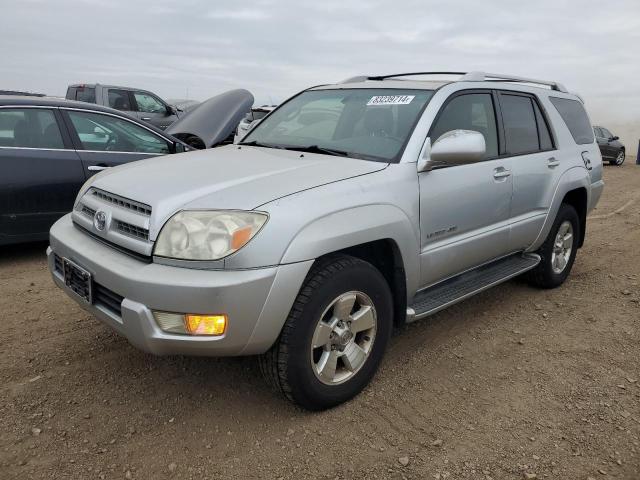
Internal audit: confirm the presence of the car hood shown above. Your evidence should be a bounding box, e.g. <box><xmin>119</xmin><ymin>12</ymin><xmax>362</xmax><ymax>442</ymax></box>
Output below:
<box><xmin>88</xmin><ymin>145</ymin><xmax>388</xmax><ymax>237</ymax></box>
<box><xmin>166</xmin><ymin>89</ymin><xmax>254</xmax><ymax>149</ymax></box>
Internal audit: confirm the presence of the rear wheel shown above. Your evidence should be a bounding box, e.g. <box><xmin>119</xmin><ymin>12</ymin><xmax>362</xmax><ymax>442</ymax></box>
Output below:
<box><xmin>527</xmin><ymin>203</ymin><xmax>579</xmax><ymax>289</ymax></box>
<box><xmin>610</xmin><ymin>149</ymin><xmax>625</xmax><ymax>166</ymax></box>
<box><xmin>260</xmin><ymin>255</ymin><xmax>393</xmax><ymax>410</ymax></box>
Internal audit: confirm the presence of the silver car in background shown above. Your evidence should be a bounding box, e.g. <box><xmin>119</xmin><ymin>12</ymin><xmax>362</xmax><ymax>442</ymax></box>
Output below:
<box><xmin>48</xmin><ymin>71</ymin><xmax>603</xmax><ymax>410</ymax></box>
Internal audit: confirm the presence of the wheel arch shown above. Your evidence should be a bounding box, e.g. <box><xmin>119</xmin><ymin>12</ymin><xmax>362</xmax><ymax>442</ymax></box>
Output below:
<box><xmin>528</xmin><ymin>166</ymin><xmax>591</xmax><ymax>252</ymax></box>
<box><xmin>279</xmin><ymin>204</ymin><xmax>420</xmax><ymax>326</ymax></box>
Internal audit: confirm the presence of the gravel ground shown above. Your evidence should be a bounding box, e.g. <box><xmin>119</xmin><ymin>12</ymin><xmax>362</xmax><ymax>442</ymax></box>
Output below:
<box><xmin>1</xmin><ymin>163</ymin><xmax>639</xmax><ymax>480</ymax></box>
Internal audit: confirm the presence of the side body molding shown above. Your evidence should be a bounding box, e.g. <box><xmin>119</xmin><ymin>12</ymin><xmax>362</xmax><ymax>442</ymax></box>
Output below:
<box><xmin>527</xmin><ymin>166</ymin><xmax>592</xmax><ymax>252</ymax></box>
<box><xmin>280</xmin><ymin>204</ymin><xmax>421</xmax><ymax>299</ymax></box>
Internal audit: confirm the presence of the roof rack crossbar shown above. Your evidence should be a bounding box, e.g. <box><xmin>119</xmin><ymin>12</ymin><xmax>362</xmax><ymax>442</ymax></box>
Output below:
<box><xmin>340</xmin><ymin>71</ymin><xmax>568</xmax><ymax>93</ymax></box>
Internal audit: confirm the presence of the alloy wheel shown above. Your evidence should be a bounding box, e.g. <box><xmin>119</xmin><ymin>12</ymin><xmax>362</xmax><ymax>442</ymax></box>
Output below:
<box><xmin>551</xmin><ymin>220</ymin><xmax>573</xmax><ymax>274</ymax></box>
<box><xmin>310</xmin><ymin>291</ymin><xmax>377</xmax><ymax>385</ymax></box>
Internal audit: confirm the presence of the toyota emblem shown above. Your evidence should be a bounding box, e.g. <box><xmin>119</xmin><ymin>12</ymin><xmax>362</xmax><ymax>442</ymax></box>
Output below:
<box><xmin>94</xmin><ymin>211</ymin><xmax>107</xmax><ymax>231</ymax></box>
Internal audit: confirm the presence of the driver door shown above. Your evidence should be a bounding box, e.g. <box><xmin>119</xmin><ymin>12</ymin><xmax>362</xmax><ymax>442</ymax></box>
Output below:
<box><xmin>60</xmin><ymin>109</ymin><xmax>173</xmax><ymax>178</ymax></box>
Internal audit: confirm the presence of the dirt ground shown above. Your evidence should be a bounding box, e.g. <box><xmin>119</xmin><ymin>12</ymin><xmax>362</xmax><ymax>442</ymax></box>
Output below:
<box><xmin>1</xmin><ymin>163</ymin><xmax>639</xmax><ymax>480</ymax></box>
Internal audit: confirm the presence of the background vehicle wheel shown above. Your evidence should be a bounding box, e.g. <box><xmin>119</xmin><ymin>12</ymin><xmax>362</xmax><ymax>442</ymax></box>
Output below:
<box><xmin>526</xmin><ymin>203</ymin><xmax>579</xmax><ymax>289</ymax></box>
<box><xmin>259</xmin><ymin>254</ymin><xmax>393</xmax><ymax>410</ymax></box>
<box><xmin>609</xmin><ymin>149</ymin><xmax>625</xmax><ymax>166</ymax></box>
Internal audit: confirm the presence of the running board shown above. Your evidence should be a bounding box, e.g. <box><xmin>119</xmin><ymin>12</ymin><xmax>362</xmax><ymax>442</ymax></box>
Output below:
<box><xmin>406</xmin><ymin>253</ymin><xmax>540</xmax><ymax>323</ymax></box>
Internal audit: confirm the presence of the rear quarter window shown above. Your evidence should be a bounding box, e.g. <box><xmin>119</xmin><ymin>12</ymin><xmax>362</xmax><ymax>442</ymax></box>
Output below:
<box><xmin>549</xmin><ymin>97</ymin><xmax>594</xmax><ymax>145</ymax></box>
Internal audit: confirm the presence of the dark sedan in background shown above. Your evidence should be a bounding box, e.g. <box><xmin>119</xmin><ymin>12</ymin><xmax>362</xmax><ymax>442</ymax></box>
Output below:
<box><xmin>594</xmin><ymin>125</ymin><xmax>626</xmax><ymax>166</ymax></box>
<box><xmin>0</xmin><ymin>96</ymin><xmax>191</xmax><ymax>246</ymax></box>
<box><xmin>0</xmin><ymin>89</ymin><xmax>256</xmax><ymax>245</ymax></box>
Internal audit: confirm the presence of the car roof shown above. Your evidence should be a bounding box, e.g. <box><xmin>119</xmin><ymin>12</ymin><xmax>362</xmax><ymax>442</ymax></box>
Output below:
<box><xmin>313</xmin><ymin>71</ymin><xmax>576</xmax><ymax>97</ymax></box>
<box><xmin>0</xmin><ymin>95</ymin><xmax>178</xmax><ymax>140</ymax></box>
<box><xmin>68</xmin><ymin>83</ymin><xmax>146</xmax><ymax>91</ymax></box>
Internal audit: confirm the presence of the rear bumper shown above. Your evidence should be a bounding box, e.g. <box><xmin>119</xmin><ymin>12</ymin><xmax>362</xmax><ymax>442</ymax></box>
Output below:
<box><xmin>48</xmin><ymin>214</ymin><xmax>312</xmax><ymax>356</ymax></box>
<box><xmin>588</xmin><ymin>179</ymin><xmax>605</xmax><ymax>213</ymax></box>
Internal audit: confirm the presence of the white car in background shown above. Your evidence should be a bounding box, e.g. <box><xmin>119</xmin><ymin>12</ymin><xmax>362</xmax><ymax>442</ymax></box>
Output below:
<box><xmin>234</xmin><ymin>105</ymin><xmax>276</xmax><ymax>143</ymax></box>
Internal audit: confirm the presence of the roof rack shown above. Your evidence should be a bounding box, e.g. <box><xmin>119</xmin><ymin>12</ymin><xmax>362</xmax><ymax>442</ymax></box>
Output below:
<box><xmin>340</xmin><ymin>71</ymin><xmax>568</xmax><ymax>93</ymax></box>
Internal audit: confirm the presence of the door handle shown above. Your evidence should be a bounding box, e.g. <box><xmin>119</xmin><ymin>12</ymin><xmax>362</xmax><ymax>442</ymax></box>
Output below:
<box><xmin>141</xmin><ymin>117</ymin><xmax>151</xmax><ymax>121</ymax></box>
<box><xmin>547</xmin><ymin>157</ymin><xmax>560</xmax><ymax>168</ymax></box>
<box><xmin>493</xmin><ymin>168</ymin><xmax>511</xmax><ymax>179</ymax></box>
<box><xmin>87</xmin><ymin>165</ymin><xmax>110</xmax><ymax>172</ymax></box>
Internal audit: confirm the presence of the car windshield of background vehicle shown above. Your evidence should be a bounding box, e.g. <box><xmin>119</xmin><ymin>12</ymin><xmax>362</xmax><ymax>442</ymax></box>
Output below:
<box><xmin>242</xmin><ymin>88</ymin><xmax>434</xmax><ymax>162</ymax></box>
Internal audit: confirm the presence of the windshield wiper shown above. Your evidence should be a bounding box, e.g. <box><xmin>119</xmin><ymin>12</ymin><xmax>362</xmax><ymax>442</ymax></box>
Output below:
<box><xmin>281</xmin><ymin>145</ymin><xmax>350</xmax><ymax>157</ymax></box>
<box><xmin>238</xmin><ymin>140</ymin><xmax>285</xmax><ymax>149</ymax></box>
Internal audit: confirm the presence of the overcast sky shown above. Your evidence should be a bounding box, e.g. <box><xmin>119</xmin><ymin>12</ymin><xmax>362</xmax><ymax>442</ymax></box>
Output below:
<box><xmin>2</xmin><ymin>0</ymin><xmax>639</xmax><ymax>126</ymax></box>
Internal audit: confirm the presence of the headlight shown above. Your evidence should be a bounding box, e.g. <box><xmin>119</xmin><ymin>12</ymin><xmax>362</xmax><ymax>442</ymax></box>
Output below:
<box><xmin>154</xmin><ymin>210</ymin><xmax>268</xmax><ymax>261</ymax></box>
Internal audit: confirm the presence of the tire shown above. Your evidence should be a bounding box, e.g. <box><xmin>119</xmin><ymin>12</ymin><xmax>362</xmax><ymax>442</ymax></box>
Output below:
<box><xmin>526</xmin><ymin>203</ymin><xmax>579</xmax><ymax>289</ymax></box>
<box><xmin>610</xmin><ymin>149</ymin><xmax>625</xmax><ymax>166</ymax></box>
<box><xmin>259</xmin><ymin>254</ymin><xmax>393</xmax><ymax>410</ymax></box>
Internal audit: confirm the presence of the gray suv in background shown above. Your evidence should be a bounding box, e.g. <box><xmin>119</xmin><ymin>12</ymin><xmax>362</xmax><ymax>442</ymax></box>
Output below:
<box><xmin>49</xmin><ymin>72</ymin><xmax>604</xmax><ymax>410</ymax></box>
<box><xmin>66</xmin><ymin>84</ymin><xmax>183</xmax><ymax>130</ymax></box>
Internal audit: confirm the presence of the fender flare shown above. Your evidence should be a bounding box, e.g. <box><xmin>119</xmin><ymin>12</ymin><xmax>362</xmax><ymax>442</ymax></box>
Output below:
<box><xmin>280</xmin><ymin>204</ymin><xmax>421</xmax><ymax>297</ymax></box>
<box><xmin>528</xmin><ymin>166</ymin><xmax>590</xmax><ymax>251</ymax></box>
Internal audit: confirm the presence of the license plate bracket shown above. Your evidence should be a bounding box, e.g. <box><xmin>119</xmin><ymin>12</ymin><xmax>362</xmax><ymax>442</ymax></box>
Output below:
<box><xmin>62</xmin><ymin>257</ymin><xmax>93</xmax><ymax>305</ymax></box>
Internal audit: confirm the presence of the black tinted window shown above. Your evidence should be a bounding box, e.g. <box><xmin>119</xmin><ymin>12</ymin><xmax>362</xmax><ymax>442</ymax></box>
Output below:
<box><xmin>67</xmin><ymin>111</ymin><xmax>169</xmax><ymax>154</ymax></box>
<box><xmin>601</xmin><ymin>127</ymin><xmax>613</xmax><ymax>138</ymax></box>
<box><xmin>430</xmin><ymin>93</ymin><xmax>498</xmax><ymax>159</ymax></box>
<box><xmin>108</xmin><ymin>90</ymin><xmax>132</xmax><ymax>111</ymax></box>
<box><xmin>76</xmin><ymin>87</ymin><xmax>95</xmax><ymax>103</ymax></box>
<box><xmin>533</xmin><ymin>101</ymin><xmax>553</xmax><ymax>151</ymax></box>
<box><xmin>0</xmin><ymin>109</ymin><xmax>64</xmax><ymax>149</ymax></box>
<box><xmin>501</xmin><ymin>94</ymin><xmax>539</xmax><ymax>155</ymax></box>
<box><xmin>549</xmin><ymin>97</ymin><xmax>594</xmax><ymax>145</ymax></box>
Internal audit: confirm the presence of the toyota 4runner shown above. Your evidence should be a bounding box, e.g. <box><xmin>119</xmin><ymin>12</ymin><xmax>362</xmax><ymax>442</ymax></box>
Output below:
<box><xmin>48</xmin><ymin>72</ymin><xmax>604</xmax><ymax>410</ymax></box>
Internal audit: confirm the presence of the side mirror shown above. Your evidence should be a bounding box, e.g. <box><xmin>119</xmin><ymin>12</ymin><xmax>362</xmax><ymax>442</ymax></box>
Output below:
<box><xmin>419</xmin><ymin>130</ymin><xmax>486</xmax><ymax>172</ymax></box>
<box><xmin>609</xmin><ymin>136</ymin><xmax>619</xmax><ymax>142</ymax></box>
<box><xmin>167</xmin><ymin>105</ymin><xmax>178</xmax><ymax>116</ymax></box>
<box><xmin>173</xmin><ymin>142</ymin><xmax>186</xmax><ymax>153</ymax></box>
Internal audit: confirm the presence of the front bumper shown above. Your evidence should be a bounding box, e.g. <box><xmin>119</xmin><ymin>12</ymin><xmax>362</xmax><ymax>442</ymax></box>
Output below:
<box><xmin>48</xmin><ymin>214</ymin><xmax>312</xmax><ymax>356</ymax></box>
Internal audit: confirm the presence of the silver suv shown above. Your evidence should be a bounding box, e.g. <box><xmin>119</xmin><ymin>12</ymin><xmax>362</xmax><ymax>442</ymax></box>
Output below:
<box><xmin>48</xmin><ymin>72</ymin><xmax>604</xmax><ymax>410</ymax></box>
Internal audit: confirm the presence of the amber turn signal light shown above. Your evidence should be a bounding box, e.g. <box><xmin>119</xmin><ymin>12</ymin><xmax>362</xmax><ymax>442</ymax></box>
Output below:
<box><xmin>184</xmin><ymin>314</ymin><xmax>227</xmax><ymax>336</ymax></box>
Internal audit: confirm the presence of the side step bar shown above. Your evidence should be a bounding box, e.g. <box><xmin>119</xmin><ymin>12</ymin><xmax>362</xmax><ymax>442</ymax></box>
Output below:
<box><xmin>406</xmin><ymin>253</ymin><xmax>540</xmax><ymax>323</ymax></box>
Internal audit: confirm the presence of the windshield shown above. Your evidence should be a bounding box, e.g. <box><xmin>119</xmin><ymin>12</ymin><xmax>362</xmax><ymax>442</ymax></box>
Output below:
<box><xmin>242</xmin><ymin>88</ymin><xmax>434</xmax><ymax>162</ymax></box>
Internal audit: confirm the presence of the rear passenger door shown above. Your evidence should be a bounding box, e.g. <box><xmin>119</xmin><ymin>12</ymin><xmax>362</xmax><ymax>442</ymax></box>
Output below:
<box><xmin>0</xmin><ymin>107</ymin><xmax>84</xmax><ymax>240</ymax></box>
<box><xmin>418</xmin><ymin>91</ymin><xmax>513</xmax><ymax>287</ymax></box>
<box><xmin>61</xmin><ymin>109</ymin><xmax>172</xmax><ymax>175</ymax></box>
<box><xmin>499</xmin><ymin>92</ymin><xmax>561</xmax><ymax>251</ymax></box>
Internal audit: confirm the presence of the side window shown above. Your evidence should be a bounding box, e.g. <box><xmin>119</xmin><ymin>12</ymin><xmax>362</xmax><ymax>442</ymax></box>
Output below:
<box><xmin>549</xmin><ymin>97</ymin><xmax>594</xmax><ymax>145</ymax></box>
<box><xmin>0</xmin><ymin>108</ymin><xmax>64</xmax><ymax>149</ymax></box>
<box><xmin>533</xmin><ymin>101</ymin><xmax>554</xmax><ymax>151</ymax></box>
<box><xmin>500</xmin><ymin>94</ymin><xmax>539</xmax><ymax>155</ymax></box>
<box><xmin>430</xmin><ymin>93</ymin><xmax>498</xmax><ymax>159</ymax></box>
<box><xmin>66</xmin><ymin>111</ymin><xmax>170</xmax><ymax>154</ymax></box>
<box><xmin>593</xmin><ymin>127</ymin><xmax>602</xmax><ymax>138</ymax></box>
<box><xmin>133</xmin><ymin>92</ymin><xmax>166</xmax><ymax>114</ymax></box>
<box><xmin>108</xmin><ymin>90</ymin><xmax>133</xmax><ymax>111</ymax></box>
<box><xmin>69</xmin><ymin>86</ymin><xmax>96</xmax><ymax>103</ymax></box>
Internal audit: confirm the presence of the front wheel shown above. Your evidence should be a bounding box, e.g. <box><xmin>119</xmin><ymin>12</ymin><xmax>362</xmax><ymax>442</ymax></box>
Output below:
<box><xmin>610</xmin><ymin>149</ymin><xmax>625</xmax><ymax>166</ymax></box>
<box><xmin>526</xmin><ymin>203</ymin><xmax>579</xmax><ymax>289</ymax></box>
<box><xmin>260</xmin><ymin>255</ymin><xmax>393</xmax><ymax>410</ymax></box>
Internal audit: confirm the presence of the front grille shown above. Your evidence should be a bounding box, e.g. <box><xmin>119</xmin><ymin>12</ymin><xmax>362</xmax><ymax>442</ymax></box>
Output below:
<box><xmin>73</xmin><ymin>223</ymin><xmax>152</xmax><ymax>263</ymax></box>
<box><xmin>80</xmin><ymin>204</ymin><xmax>96</xmax><ymax>218</ymax></box>
<box><xmin>94</xmin><ymin>283</ymin><xmax>124</xmax><ymax>317</ymax></box>
<box><xmin>115</xmin><ymin>220</ymin><xmax>149</xmax><ymax>241</ymax></box>
<box><xmin>89</xmin><ymin>188</ymin><xmax>152</xmax><ymax>216</ymax></box>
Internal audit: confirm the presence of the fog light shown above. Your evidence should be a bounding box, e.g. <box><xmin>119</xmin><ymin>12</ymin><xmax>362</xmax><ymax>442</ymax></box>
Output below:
<box><xmin>185</xmin><ymin>314</ymin><xmax>227</xmax><ymax>336</ymax></box>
